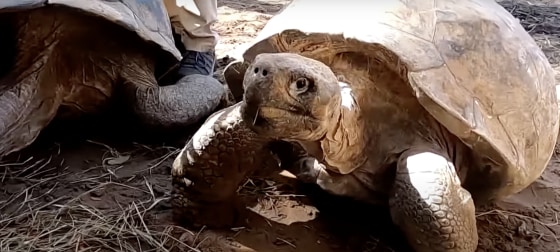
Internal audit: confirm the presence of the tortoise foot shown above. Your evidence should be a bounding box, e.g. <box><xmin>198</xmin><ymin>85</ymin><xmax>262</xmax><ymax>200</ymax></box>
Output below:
<box><xmin>171</xmin><ymin>191</ymin><xmax>246</xmax><ymax>228</ymax></box>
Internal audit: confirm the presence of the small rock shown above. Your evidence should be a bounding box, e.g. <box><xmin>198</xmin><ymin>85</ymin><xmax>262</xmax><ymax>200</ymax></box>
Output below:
<box><xmin>90</xmin><ymin>188</ymin><xmax>105</xmax><ymax>198</ymax></box>
<box><xmin>5</xmin><ymin>183</ymin><xmax>26</xmax><ymax>194</ymax></box>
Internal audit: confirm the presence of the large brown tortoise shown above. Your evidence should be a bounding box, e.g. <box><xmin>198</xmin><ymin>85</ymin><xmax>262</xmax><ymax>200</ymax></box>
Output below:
<box><xmin>0</xmin><ymin>0</ymin><xmax>226</xmax><ymax>158</ymax></box>
<box><xmin>171</xmin><ymin>0</ymin><xmax>559</xmax><ymax>251</ymax></box>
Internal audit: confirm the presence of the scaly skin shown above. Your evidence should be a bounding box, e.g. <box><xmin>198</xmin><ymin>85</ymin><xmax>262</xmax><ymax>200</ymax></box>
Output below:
<box><xmin>171</xmin><ymin>102</ymin><xmax>280</xmax><ymax>228</ymax></box>
<box><xmin>389</xmin><ymin>149</ymin><xmax>477</xmax><ymax>252</ymax></box>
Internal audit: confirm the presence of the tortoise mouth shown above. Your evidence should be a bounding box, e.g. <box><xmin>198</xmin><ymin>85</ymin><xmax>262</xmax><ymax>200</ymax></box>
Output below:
<box><xmin>241</xmin><ymin>103</ymin><xmax>313</xmax><ymax>141</ymax></box>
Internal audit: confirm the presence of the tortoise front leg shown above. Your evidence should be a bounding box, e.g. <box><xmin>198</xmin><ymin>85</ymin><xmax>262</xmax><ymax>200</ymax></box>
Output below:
<box><xmin>389</xmin><ymin>147</ymin><xmax>477</xmax><ymax>252</ymax></box>
<box><xmin>171</xmin><ymin>102</ymin><xmax>278</xmax><ymax>228</ymax></box>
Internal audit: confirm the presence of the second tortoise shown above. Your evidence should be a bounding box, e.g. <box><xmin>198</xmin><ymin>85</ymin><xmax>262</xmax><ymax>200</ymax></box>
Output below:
<box><xmin>0</xmin><ymin>0</ymin><xmax>226</xmax><ymax>158</ymax></box>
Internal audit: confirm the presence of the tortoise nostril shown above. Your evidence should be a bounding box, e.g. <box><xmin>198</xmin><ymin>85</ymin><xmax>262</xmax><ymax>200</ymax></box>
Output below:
<box><xmin>253</xmin><ymin>66</ymin><xmax>269</xmax><ymax>77</ymax></box>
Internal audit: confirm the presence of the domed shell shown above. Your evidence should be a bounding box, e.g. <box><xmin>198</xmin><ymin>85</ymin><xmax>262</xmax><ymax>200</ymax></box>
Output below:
<box><xmin>233</xmin><ymin>0</ymin><xmax>559</xmax><ymax>200</ymax></box>
<box><xmin>1</xmin><ymin>0</ymin><xmax>181</xmax><ymax>62</ymax></box>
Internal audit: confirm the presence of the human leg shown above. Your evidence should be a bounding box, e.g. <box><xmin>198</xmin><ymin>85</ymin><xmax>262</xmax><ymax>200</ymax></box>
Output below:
<box><xmin>164</xmin><ymin>0</ymin><xmax>219</xmax><ymax>76</ymax></box>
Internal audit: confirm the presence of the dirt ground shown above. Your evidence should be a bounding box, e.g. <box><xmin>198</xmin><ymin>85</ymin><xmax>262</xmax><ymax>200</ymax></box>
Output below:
<box><xmin>2</xmin><ymin>0</ymin><xmax>560</xmax><ymax>251</ymax></box>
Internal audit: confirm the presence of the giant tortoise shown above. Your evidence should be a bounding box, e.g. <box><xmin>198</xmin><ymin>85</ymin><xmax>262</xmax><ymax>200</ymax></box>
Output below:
<box><xmin>0</xmin><ymin>0</ymin><xmax>225</xmax><ymax>158</ymax></box>
<box><xmin>170</xmin><ymin>0</ymin><xmax>559</xmax><ymax>251</ymax></box>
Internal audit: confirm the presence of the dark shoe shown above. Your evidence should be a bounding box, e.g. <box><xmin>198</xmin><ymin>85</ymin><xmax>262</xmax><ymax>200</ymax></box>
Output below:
<box><xmin>178</xmin><ymin>50</ymin><xmax>215</xmax><ymax>76</ymax></box>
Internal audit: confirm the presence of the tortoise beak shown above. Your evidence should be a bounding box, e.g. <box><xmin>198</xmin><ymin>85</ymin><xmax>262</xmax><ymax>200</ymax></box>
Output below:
<box><xmin>241</xmin><ymin>99</ymin><xmax>266</xmax><ymax>130</ymax></box>
<box><xmin>240</xmin><ymin>88</ymin><xmax>270</xmax><ymax>131</ymax></box>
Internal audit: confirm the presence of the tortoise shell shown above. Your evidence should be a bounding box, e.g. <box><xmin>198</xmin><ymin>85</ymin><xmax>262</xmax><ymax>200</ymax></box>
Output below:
<box><xmin>0</xmin><ymin>0</ymin><xmax>181</xmax><ymax>62</ymax></box>
<box><xmin>228</xmin><ymin>0</ymin><xmax>559</xmax><ymax>200</ymax></box>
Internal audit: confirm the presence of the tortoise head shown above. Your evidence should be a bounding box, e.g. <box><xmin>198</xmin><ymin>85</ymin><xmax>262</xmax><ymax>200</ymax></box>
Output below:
<box><xmin>240</xmin><ymin>53</ymin><xmax>342</xmax><ymax>141</ymax></box>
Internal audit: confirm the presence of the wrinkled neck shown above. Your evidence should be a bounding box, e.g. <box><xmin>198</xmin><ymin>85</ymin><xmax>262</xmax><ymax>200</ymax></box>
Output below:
<box><xmin>318</xmin><ymin>83</ymin><xmax>367</xmax><ymax>174</ymax></box>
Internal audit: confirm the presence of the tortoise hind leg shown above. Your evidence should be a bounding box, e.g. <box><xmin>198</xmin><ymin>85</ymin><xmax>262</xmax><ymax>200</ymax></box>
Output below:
<box><xmin>0</xmin><ymin>12</ymin><xmax>64</xmax><ymax>157</ymax></box>
<box><xmin>389</xmin><ymin>148</ymin><xmax>477</xmax><ymax>252</ymax></box>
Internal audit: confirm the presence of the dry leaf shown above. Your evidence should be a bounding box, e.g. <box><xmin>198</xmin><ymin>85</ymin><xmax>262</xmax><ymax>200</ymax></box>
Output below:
<box><xmin>105</xmin><ymin>155</ymin><xmax>131</xmax><ymax>165</ymax></box>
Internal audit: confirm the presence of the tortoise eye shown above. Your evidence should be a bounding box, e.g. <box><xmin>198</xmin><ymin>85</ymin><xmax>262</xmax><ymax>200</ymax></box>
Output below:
<box><xmin>292</xmin><ymin>77</ymin><xmax>312</xmax><ymax>93</ymax></box>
